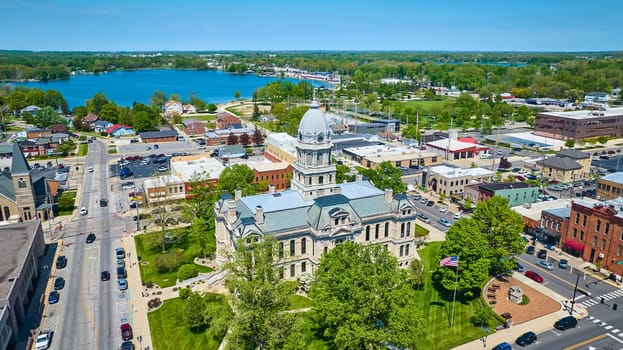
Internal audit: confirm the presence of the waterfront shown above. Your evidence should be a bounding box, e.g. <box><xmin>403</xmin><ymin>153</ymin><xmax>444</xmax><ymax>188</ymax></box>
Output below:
<box><xmin>9</xmin><ymin>69</ymin><xmax>331</xmax><ymax>108</ymax></box>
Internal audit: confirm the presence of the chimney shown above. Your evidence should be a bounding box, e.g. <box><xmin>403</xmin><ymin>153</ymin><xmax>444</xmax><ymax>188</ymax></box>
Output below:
<box><xmin>269</xmin><ymin>184</ymin><xmax>275</xmax><ymax>193</ymax></box>
<box><xmin>255</xmin><ymin>206</ymin><xmax>264</xmax><ymax>225</ymax></box>
<box><xmin>333</xmin><ymin>186</ymin><xmax>341</xmax><ymax>194</ymax></box>
<box><xmin>227</xmin><ymin>199</ymin><xmax>237</xmax><ymax>222</ymax></box>
<box><xmin>235</xmin><ymin>188</ymin><xmax>241</xmax><ymax>201</ymax></box>
<box><xmin>356</xmin><ymin>174</ymin><xmax>363</xmax><ymax>182</ymax></box>
<box><xmin>384</xmin><ymin>188</ymin><xmax>393</xmax><ymax>204</ymax></box>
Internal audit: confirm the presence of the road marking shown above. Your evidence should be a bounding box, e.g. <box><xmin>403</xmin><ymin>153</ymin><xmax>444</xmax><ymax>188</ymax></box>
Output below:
<box><xmin>606</xmin><ymin>325</ymin><xmax>614</xmax><ymax>330</ymax></box>
<box><xmin>563</xmin><ymin>333</ymin><xmax>608</xmax><ymax>350</ymax></box>
<box><xmin>593</xmin><ymin>319</ymin><xmax>601</xmax><ymax>323</ymax></box>
<box><xmin>607</xmin><ymin>333</ymin><xmax>623</xmax><ymax>344</ymax></box>
<box><xmin>613</xmin><ymin>329</ymin><xmax>621</xmax><ymax>333</ymax></box>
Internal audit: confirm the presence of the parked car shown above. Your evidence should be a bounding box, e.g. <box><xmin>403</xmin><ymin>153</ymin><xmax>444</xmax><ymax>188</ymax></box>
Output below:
<box><xmin>117</xmin><ymin>266</ymin><xmax>127</xmax><ymax>279</ymax></box>
<box><xmin>554</xmin><ymin>316</ymin><xmax>577</xmax><ymax>330</ymax></box>
<box><xmin>120</xmin><ymin>341</ymin><xmax>135</xmax><ymax>350</ymax></box>
<box><xmin>525</xmin><ymin>174</ymin><xmax>537</xmax><ymax>180</ymax></box>
<box><xmin>86</xmin><ymin>232</ymin><xmax>96</xmax><ymax>244</ymax></box>
<box><xmin>100</xmin><ymin>198</ymin><xmax>108</xmax><ymax>207</ymax></box>
<box><xmin>525</xmin><ymin>270</ymin><xmax>543</xmax><ymax>283</ymax></box>
<box><xmin>54</xmin><ymin>277</ymin><xmax>65</xmax><ymax>290</ymax></box>
<box><xmin>426</xmin><ymin>200</ymin><xmax>435</xmax><ymax>207</ymax></box>
<box><xmin>118</xmin><ymin>278</ymin><xmax>128</xmax><ymax>290</ymax></box>
<box><xmin>116</xmin><ymin>247</ymin><xmax>126</xmax><ymax>259</ymax></box>
<box><xmin>439</xmin><ymin>206</ymin><xmax>448</xmax><ymax>213</ymax></box>
<box><xmin>87</xmin><ymin>166</ymin><xmax>94</xmax><ymax>172</ymax></box>
<box><xmin>514</xmin><ymin>262</ymin><xmax>525</xmax><ymax>272</ymax></box>
<box><xmin>516</xmin><ymin>331</ymin><xmax>537</xmax><ymax>346</ymax></box>
<box><xmin>413</xmin><ymin>194</ymin><xmax>422</xmax><ymax>200</ymax></box>
<box><xmin>35</xmin><ymin>329</ymin><xmax>51</xmax><ymax>350</ymax></box>
<box><xmin>559</xmin><ymin>259</ymin><xmax>569</xmax><ymax>269</ymax></box>
<box><xmin>118</xmin><ymin>259</ymin><xmax>125</xmax><ymax>268</ymax></box>
<box><xmin>420</xmin><ymin>198</ymin><xmax>428</xmax><ymax>204</ymax></box>
<box><xmin>121</xmin><ymin>323</ymin><xmax>133</xmax><ymax>341</ymax></box>
<box><xmin>56</xmin><ymin>255</ymin><xmax>67</xmax><ymax>269</ymax></box>
<box><xmin>537</xmin><ymin>249</ymin><xmax>547</xmax><ymax>259</ymax></box>
<box><xmin>536</xmin><ymin>260</ymin><xmax>553</xmax><ymax>271</ymax></box>
<box><xmin>526</xmin><ymin>246</ymin><xmax>535</xmax><ymax>255</ymax></box>
<box><xmin>157</xmin><ymin>165</ymin><xmax>169</xmax><ymax>172</ymax></box>
<box><xmin>48</xmin><ymin>291</ymin><xmax>60</xmax><ymax>304</ymax></box>
<box><xmin>438</xmin><ymin>218</ymin><xmax>451</xmax><ymax>227</ymax></box>
<box><xmin>453</xmin><ymin>212</ymin><xmax>462</xmax><ymax>219</ymax></box>
<box><xmin>80</xmin><ymin>207</ymin><xmax>88</xmax><ymax>215</ymax></box>
<box><xmin>101</xmin><ymin>270</ymin><xmax>110</xmax><ymax>281</ymax></box>
<box><xmin>492</xmin><ymin>342</ymin><xmax>513</xmax><ymax>350</ymax></box>
<box><xmin>417</xmin><ymin>213</ymin><xmax>431</xmax><ymax>223</ymax></box>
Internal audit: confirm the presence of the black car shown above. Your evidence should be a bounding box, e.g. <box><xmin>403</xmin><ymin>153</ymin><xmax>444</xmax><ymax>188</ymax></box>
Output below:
<box><xmin>117</xmin><ymin>266</ymin><xmax>127</xmax><ymax>279</ymax></box>
<box><xmin>121</xmin><ymin>341</ymin><xmax>135</xmax><ymax>350</ymax></box>
<box><xmin>86</xmin><ymin>232</ymin><xmax>96</xmax><ymax>244</ymax></box>
<box><xmin>56</xmin><ymin>255</ymin><xmax>67</xmax><ymax>269</ymax></box>
<box><xmin>537</xmin><ymin>249</ymin><xmax>547</xmax><ymax>259</ymax></box>
<box><xmin>526</xmin><ymin>246</ymin><xmax>535</xmax><ymax>255</ymax></box>
<box><xmin>48</xmin><ymin>291</ymin><xmax>60</xmax><ymax>304</ymax></box>
<box><xmin>554</xmin><ymin>316</ymin><xmax>577</xmax><ymax>330</ymax></box>
<box><xmin>54</xmin><ymin>276</ymin><xmax>65</xmax><ymax>290</ymax></box>
<box><xmin>426</xmin><ymin>200</ymin><xmax>434</xmax><ymax>207</ymax></box>
<box><xmin>101</xmin><ymin>270</ymin><xmax>110</xmax><ymax>281</ymax></box>
<box><xmin>516</xmin><ymin>331</ymin><xmax>537</xmax><ymax>346</ymax></box>
<box><xmin>100</xmin><ymin>198</ymin><xmax>108</xmax><ymax>207</ymax></box>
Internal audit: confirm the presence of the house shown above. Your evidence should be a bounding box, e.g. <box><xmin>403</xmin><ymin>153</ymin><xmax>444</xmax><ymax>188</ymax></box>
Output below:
<box><xmin>139</xmin><ymin>128</ymin><xmax>178</xmax><ymax>143</ymax></box>
<box><xmin>25</xmin><ymin>128</ymin><xmax>51</xmax><ymax>140</ymax></box>
<box><xmin>426</xmin><ymin>131</ymin><xmax>489</xmax><ymax>160</ymax></box>
<box><xmin>584</xmin><ymin>92</ymin><xmax>610</xmax><ymax>103</ymax></box>
<box><xmin>93</xmin><ymin>120</ymin><xmax>113</xmax><ymax>133</ymax></box>
<box><xmin>20</xmin><ymin>105</ymin><xmax>41</xmax><ymax>115</ymax></box>
<box><xmin>182</xmin><ymin>119</ymin><xmax>205</xmax><ymax>136</ymax></box>
<box><xmin>50</xmin><ymin>123</ymin><xmax>68</xmax><ymax>134</ymax></box>
<box><xmin>183</xmin><ymin>104</ymin><xmax>197</xmax><ymax>114</ymax></box>
<box><xmin>105</xmin><ymin>124</ymin><xmax>135</xmax><ymax>137</ymax></box>
<box><xmin>216</xmin><ymin>112</ymin><xmax>242</xmax><ymax>130</ymax></box>
<box><xmin>215</xmin><ymin>100</ymin><xmax>419</xmax><ymax>279</ymax></box>
<box><xmin>0</xmin><ymin>222</ymin><xmax>46</xmax><ymax>350</ymax></box>
<box><xmin>205</xmin><ymin>128</ymin><xmax>254</xmax><ymax>146</ymax></box>
<box><xmin>426</xmin><ymin>165</ymin><xmax>495</xmax><ymax>197</ymax></box>
<box><xmin>555</xmin><ymin>149</ymin><xmax>591</xmax><ymax>179</ymax></box>
<box><xmin>164</xmin><ymin>100</ymin><xmax>183</xmax><ymax>117</ymax></box>
<box><xmin>464</xmin><ymin>182</ymin><xmax>539</xmax><ymax>207</ymax></box>
<box><xmin>534</xmin><ymin>156</ymin><xmax>583</xmax><ymax>183</ymax></box>
<box><xmin>82</xmin><ymin>113</ymin><xmax>99</xmax><ymax>126</ymax></box>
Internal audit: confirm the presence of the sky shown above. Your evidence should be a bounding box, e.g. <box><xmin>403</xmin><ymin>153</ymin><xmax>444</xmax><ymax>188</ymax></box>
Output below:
<box><xmin>1</xmin><ymin>0</ymin><xmax>622</xmax><ymax>52</ymax></box>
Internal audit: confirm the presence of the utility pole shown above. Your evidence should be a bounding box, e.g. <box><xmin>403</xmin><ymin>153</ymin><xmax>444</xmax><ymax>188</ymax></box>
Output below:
<box><xmin>570</xmin><ymin>273</ymin><xmax>580</xmax><ymax>315</ymax></box>
<box><xmin>491</xmin><ymin>124</ymin><xmax>500</xmax><ymax>172</ymax></box>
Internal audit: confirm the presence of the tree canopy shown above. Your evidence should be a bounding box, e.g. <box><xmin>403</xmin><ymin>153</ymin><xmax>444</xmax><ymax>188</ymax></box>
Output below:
<box><xmin>357</xmin><ymin>161</ymin><xmax>407</xmax><ymax>194</ymax></box>
<box><xmin>310</xmin><ymin>241</ymin><xmax>426</xmax><ymax>349</ymax></box>
<box><xmin>217</xmin><ymin>163</ymin><xmax>257</xmax><ymax>197</ymax></box>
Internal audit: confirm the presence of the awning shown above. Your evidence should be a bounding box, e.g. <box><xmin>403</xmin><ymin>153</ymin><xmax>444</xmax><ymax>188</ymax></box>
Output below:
<box><xmin>564</xmin><ymin>239</ymin><xmax>585</xmax><ymax>252</ymax></box>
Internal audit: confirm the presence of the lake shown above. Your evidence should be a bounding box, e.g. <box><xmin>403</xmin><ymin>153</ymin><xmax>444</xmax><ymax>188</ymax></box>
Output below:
<box><xmin>10</xmin><ymin>69</ymin><xmax>330</xmax><ymax>109</ymax></box>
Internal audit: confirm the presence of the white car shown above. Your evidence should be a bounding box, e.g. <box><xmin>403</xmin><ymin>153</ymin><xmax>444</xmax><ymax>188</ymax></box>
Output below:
<box><xmin>453</xmin><ymin>212</ymin><xmax>462</xmax><ymax>220</ymax></box>
<box><xmin>80</xmin><ymin>207</ymin><xmax>88</xmax><ymax>215</ymax></box>
<box><xmin>35</xmin><ymin>330</ymin><xmax>51</xmax><ymax>349</ymax></box>
<box><xmin>87</xmin><ymin>166</ymin><xmax>94</xmax><ymax>173</ymax></box>
<box><xmin>439</xmin><ymin>206</ymin><xmax>448</xmax><ymax>213</ymax></box>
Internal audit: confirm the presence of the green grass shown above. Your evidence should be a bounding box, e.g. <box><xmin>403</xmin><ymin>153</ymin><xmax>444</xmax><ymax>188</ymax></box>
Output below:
<box><xmin>414</xmin><ymin>224</ymin><xmax>429</xmax><ymax>237</ymax></box>
<box><xmin>77</xmin><ymin>143</ymin><xmax>88</xmax><ymax>156</ymax></box>
<box><xmin>183</xmin><ymin>114</ymin><xmax>215</xmax><ymax>122</ymax></box>
<box><xmin>414</xmin><ymin>242</ymin><xmax>493</xmax><ymax>349</ymax></box>
<box><xmin>288</xmin><ymin>294</ymin><xmax>313</xmax><ymax>310</ymax></box>
<box><xmin>148</xmin><ymin>294</ymin><xmax>230</xmax><ymax>350</ymax></box>
<box><xmin>134</xmin><ymin>227</ymin><xmax>215</xmax><ymax>288</ymax></box>
<box><xmin>56</xmin><ymin>191</ymin><xmax>77</xmax><ymax>215</ymax></box>
<box><xmin>107</xmin><ymin>146</ymin><xmax>117</xmax><ymax>154</ymax></box>
<box><xmin>400</xmin><ymin>99</ymin><xmax>448</xmax><ymax>112</ymax></box>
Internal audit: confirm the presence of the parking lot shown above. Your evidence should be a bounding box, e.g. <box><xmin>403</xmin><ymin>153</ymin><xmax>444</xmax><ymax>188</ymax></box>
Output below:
<box><xmin>110</xmin><ymin>154</ymin><xmax>172</xmax><ymax>179</ymax></box>
<box><xmin>115</xmin><ymin>140</ymin><xmax>207</xmax><ymax>157</ymax></box>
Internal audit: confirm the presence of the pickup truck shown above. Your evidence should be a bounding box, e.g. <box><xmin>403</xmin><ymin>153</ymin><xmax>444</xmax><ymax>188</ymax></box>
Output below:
<box><xmin>35</xmin><ymin>329</ymin><xmax>51</xmax><ymax>349</ymax></box>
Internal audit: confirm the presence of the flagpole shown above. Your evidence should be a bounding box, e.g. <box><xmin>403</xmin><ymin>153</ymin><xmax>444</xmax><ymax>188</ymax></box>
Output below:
<box><xmin>450</xmin><ymin>255</ymin><xmax>459</xmax><ymax>327</ymax></box>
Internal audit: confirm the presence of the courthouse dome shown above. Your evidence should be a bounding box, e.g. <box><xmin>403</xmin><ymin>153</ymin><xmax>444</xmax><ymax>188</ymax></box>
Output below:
<box><xmin>298</xmin><ymin>100</ymin><xmax>330</xmax><ymax>144</ymax></box>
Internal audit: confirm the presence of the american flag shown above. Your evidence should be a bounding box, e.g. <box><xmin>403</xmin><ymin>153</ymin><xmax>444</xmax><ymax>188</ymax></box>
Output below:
<box><xmin>439</xmin><ymin>255</ymin><xmax>459</xmax><ymax>267</ymax></box>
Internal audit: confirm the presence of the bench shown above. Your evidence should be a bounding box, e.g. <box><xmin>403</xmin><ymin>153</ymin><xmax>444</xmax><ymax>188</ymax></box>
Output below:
<box><xmin>501</xmin><ymin>312</ymin><xmax>512</xmax><ymax>320</ymax></box>
<box><xmin>491</xmin><ymin>284</ymin><xmax>501</xmax><ymax>289</ymax></box>
<box><xmin>487</xmin><ymin>294</ymin><xmax>496</xmax><ymax>299</ymax></box>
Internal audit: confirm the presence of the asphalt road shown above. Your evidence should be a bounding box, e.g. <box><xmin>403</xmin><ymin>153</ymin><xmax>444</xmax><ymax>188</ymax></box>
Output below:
<box><xmin>46</xmin><ymin>139</ymin><xmax>133</xmax><ymax>350</ymax></box>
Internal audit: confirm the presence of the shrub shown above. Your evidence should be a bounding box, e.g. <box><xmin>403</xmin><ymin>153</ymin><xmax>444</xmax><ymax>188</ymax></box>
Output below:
<box><xmin>78</xmin><ymin>135</ymin><xmax>87</xmax><ymax>141</ymax></box>
<box><xmin>520</xmin><ymin>294</ymin><xmax>530</xmax><ymax>305</ymax></box>
<box><xmin>179</xmin><ymin>287</ymin><xmax>191</xmax><ymax>299</ymax></box>
<box><xmin>177</xmin><ymin>264</ymin><xmax>199</xmax><ymax>282</ymax></box>
<box><xmin>148</xmin><ymin>298</ymin><xmax>162</xmax><ymax>309</ymax></box>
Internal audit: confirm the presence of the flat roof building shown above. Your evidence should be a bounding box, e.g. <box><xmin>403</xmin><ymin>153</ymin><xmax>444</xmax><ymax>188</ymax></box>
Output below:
<box><xmin>535</xmin><ymin>107</ymin><xmax>623</xmax><ymax>140</ymax></box>
<box><xmin>426</xmin><ymin>165</ymin><xmax>495</xmax><ymax>197</ymax></box>
<box><xmin>342</xmin><ymin>145</ymin><xmax>439</xmax><ymax>169</ymax></box>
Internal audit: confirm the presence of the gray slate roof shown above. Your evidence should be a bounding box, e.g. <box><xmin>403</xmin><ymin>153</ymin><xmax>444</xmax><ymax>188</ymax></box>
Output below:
<box><xmin>537</xmin><ymin>156</ymin><xmax>582</xmax><ymax>171</ymax></box>
<box><xmin>11</xmin><ymin>142</ymin><xmax>30</xmax><ymax>175</ymax></box>
<box><xmin>556</xmin><ymin>149</ymin><xmax>590</xmax><ymax>160</ymax></box>
<box><xmin>139</xmin><ymin>129</ymin><xmax>178</xmax><ymax>139</ymax></box>
<box><xmin>0</xmin><ymin>177</ymin><xmax>15</xmax><ymax>202</ymax></box>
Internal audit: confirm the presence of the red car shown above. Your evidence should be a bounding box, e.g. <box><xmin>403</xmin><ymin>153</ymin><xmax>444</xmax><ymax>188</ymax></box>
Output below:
<box><xmin>121</xmin><ymin>323</ymin><xmax>133</xmax><ymax>341</ymax></box>
<box><xmin>525</xmin><ymin>270</ymin><xmax>543</xmax><ymax>283</ymax></box>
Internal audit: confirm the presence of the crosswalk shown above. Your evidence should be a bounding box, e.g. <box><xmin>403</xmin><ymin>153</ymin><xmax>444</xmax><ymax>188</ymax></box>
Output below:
<box><xmin>579</xmin><ymin>289</ymin><xmax>623</xmax><ymax>308</ymax></box>
<box><xmin>587</xmin><ymin>315</ymin><xmax>623</xmax><ymax>341</ymax></box>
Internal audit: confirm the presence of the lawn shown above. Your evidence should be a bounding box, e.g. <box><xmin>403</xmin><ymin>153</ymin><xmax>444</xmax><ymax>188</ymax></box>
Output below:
<box><xmin>77</xmin><ymin>143</ymin><xmax>88</xmax><ymax>157</ymax></box>
<box><xmin>148</xmin><ymin>294</ymin><xmax>230</xmax><ymax>350</ymax></box>
<box><xmin>414</xmin><ymin>224</ymin><xmax>429</xmax><ymax>237</ymax></box>
<box><xmin>414</xmin><ymin>242</ymin><xmax>490</xmax><ymax>349</ymax></box>
<box><xmin>134</xmin><ymin>227</ymin><xmax>214</xmax><ymax>288</ymax></box>
<box><xmin>107</xmin><ymin>146</ymin><xmax>117</xmax><ymax>154</ymax></box>
<box><xmin>400</xmin><ymin>99</ymin><xmax>448</xmax><ymax>112</ymax></box>
<box><xmin>288</xmin><ymin>294</ymin><xmax>313</xmax><ymax>310</ymax></box>
<box><xmin>182</xmin><ymin>114</ymin><xmax>215</xmax><ymax>122</ymax></box>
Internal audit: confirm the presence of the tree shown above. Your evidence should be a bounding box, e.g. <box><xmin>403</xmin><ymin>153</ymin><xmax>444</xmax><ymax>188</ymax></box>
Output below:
<box><xmin>227</xmin><ymin>132</ymin><xmax>239</xmax><ymax>145</ymax></box>
<box><xmin>184</xmin><ymin>292</ymin><xmax>206</xmax><ymax>330</ymax></box>
<box><xmin>225</xmin><ymin>237</ymin><xmax>297</xmax><ymax>350</ymax></box>
<box><xmin>335</xmin><ymin>164</ymin><xmax>354</xmax><ymax>184</ymax></box>
<box><xmin>132</xmin><ymin>111</ymin><xmax>157</xmax><ymax>132</ymax></box>
<box><xmin>99</xmin><ymin>101</ymin><xmax>119</xmax><ymax>124</ymax></box>
<box><xmin>218</xmin><ymin>164</ymin><xmax>256</xmax><ymax>196</ymax></box>
<box><xmin>170</xmin><ymin>93</ymin><xmax>181</xmax><ymax>102</ymax></box>
<box><xmin>252</xmin><ymin>91</ymin><xmax>260</xmax><ymax>121</ymax></box>
<box><xmin>150</xmin><ymin>91</ymin><xmax>167</xmax><ymax>110</ymax></box>
<box><xmin>189</xmin><ymin>217</ymin><xmax>215</xmax><ymax>258</ymax></box>
<box><xmin>271</xmin><ymin>103</ymin><xmax>287</xmax><ymax>120</ymax></box>
<box><xmin>310</xmin><ymin>241</ymin><xmax>426</xmax><ymax>349</ymax></box>
<box><xmin>34</xmin><ymin>107</ymin><xmax>67</xmax><ymax>128</ymax></box>
<box><xmin>189</xmin><ymin>93</ymin><xmax>207</xmax><ymax>111</ymax></box>
<box><xmin>182</xmin><ymin>172</ymin><xmax>218</xmax><ymax>222</ymax></box>
<box><xmin>234</xmin><ymin>90</ymin><xmax>241</xmax><ymax>100</ymax></box>
<box><xmin>239</xmin><ymin>133</ymin><xmax>251</xmax><ymax>147</ymax></box>
<box><xmin>471</xmin><ymin>196</ymin><xmax>525</xmax><ymax>274</ymax></box>
<box><xmin>357</xmin><ymin>161</ymin><xmax>407</xmax><ymax>194</ymax></box>
<box><xmin>86</xmin><ymin>92</ymin><xmax>109</xmax><ymax>115</ymax></box>
<box><xmin>406</xmin><ymin>259</ymin><xmax>425</xmax><ymax>289</ymax></box>
<box><xmin>435</xmin><ymin>219</ymin><xmax>491</xmax><ymax>298</ymax></box>
<box><xmin>252</xmin><ymin>127</ymin><xmax>264</xmax><ymax>146</ymax></box>
<box><xmin>598</xmin><ymin>136</ymin><xmax>608</xmax><ymax>145</ymax></box>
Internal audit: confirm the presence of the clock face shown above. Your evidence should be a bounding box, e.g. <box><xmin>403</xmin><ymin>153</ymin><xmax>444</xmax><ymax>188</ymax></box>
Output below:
<box><xmin>317</xmin><ymin>133</ymin><xmax>324</xmax><ymax>142</ymax></box>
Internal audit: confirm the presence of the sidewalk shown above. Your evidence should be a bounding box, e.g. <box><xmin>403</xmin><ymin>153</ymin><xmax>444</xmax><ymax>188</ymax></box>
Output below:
<box><xmin>453</xmin><ymin>271</ymin><xmax>588</xmax><ymax>350</ymax></box>
<box><xmin>123</xmin><ymin>233</ymin><xmax>153</xmax><ymax>350</ymax></box>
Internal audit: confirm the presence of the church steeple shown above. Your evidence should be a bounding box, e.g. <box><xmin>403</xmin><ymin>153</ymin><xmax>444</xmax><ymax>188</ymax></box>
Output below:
<box><xmin>11</xmin><ymin>142</ymin><xmax>35</xmax><ymax>221</ymax></box>
<box><xmin>291</xmin><ymin>99</ymin><xmax>337</xmax><ymax>200</ymax></box>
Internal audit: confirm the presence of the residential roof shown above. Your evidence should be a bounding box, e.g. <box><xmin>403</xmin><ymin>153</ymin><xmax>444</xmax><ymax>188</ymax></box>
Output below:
<box><xmin>0</xmin><ymin>177</ymin><xmax>15</xmax><ymax>202</ymax></box>
<box><xmin>82</xmin><ymin>113</ymin><xmax>99</xmax><ymax>123</ymax></box>
<box><xmin>139</xmin><ymin>129</ymin><xmax>178</xmax><ymax>139</ymax></box>
<box><xmin>105</xmin><ymin>124</ymin><xmax>133</xmax><ymax>134</ymax></box>
<box><xmin>182</xmin><ymin>119</ymin><xmax>203</xmax><ymax>127</ymax></box>
<box><xmin>537</xmin><ymin>156</ymin><xmax>582</xmax><ymax>171</ymax></box>
<box><xmin>601</xmin><ymin>172</ymin><xmax>623</xmax><ymax>184</ymax></box>
<box><xmin>0</xmin><ymin>143</ymin><xmax>13</xmax><ymax>154</ymax></box>
<box><xmin>556</xmin><ymin>149</ymin><xmax>590</xmax><ymax>160</ymax></box>
<box><xmin>479</xmin><ymin>182</ymin><xmax>532</xmax><ymax>192</ymax></box>
<box><xmin>11</xmin><ymin>142</ymin><xmax>30</xmax><ymax>175</ymax></box>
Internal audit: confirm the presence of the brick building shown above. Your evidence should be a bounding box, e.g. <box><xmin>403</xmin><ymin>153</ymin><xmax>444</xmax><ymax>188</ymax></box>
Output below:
<box><xmin>534</xmin><ymin>108</ymin><xmax>623</xmax><ymax>140</ymax></box>
<box><xmin>139</xmin><ymin>129</ymin><xmax>178</xmax><ymax>143</ymax></box>
<box><xmin>182</xmin><ymin>119</ymin><xmax>205</xmax><ymax>136</ymax></box>
<box><xmin>216</xmin><ymin>112</ymin><xmax>242</xmax><ymax>130</ymax></box>
<box><xmin>597</xmin><ymin>172</ymin><xmax>623</xmax><ymax>200</ymax></box>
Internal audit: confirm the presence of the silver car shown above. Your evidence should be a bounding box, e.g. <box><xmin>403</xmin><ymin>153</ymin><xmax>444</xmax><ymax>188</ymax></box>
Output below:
<box><xmin>536</xmin><ymin>260</ymin><xmax>553</xmax><ymax>271</ymax></box>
